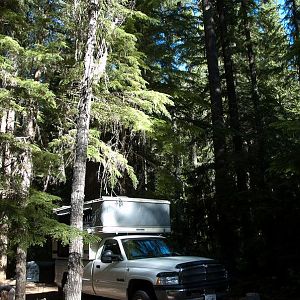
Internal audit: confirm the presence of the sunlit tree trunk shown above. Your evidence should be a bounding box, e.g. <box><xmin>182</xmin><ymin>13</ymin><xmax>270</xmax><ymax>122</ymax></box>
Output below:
<box><xmin>65</xmin><ymin>1</ymin><xmax>101</xmax><ymax>299</ymax></box>
<box><xmin>0</xmin><ymin>109</ymin><xmax>15</xmax><ymax>282</ymax></box>
<box><xmin>0</xmin><ymin>233</ymin><xmax>7</xmax><ymax>282</ymax></box>
<box><xmin>15</xmin><ymin>109</ymin><xmax>34</xmax><ymax>300</ymax></box>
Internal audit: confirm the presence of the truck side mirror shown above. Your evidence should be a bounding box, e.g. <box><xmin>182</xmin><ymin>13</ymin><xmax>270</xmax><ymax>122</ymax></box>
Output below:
<box><xmin>101</xmin><ymin>250</ymin><xmax>123</xmax><ymax>263</ymax></box>
<box><xmin>101</xmin><ymin>250</ymin><xmax>113</xmax><ymax>263</ymax></box>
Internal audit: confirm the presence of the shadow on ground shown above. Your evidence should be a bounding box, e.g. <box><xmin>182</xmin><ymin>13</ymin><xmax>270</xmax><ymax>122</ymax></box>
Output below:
<box><xmin>26</xmin><ymin>291</ymin><xmax>113</xmax><ymax>300</ymax></box>
<box><xmin>26</xmin><ymin>291</ymin><xmax>59</xmax><ymax>300</ymax></box>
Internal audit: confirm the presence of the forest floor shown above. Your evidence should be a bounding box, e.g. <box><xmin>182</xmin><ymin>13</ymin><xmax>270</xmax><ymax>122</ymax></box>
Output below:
<box><xmin>0</xmin><ymin>280</ymin><xmax>57</xmax><ymax>299</ymax></box>
<box><xmin>1</xmin><ymin>279</ymin><xmax>300</xmax><ymax>300</ymax></box>
<box><xmin>0</xmin><ymin>280</ymin><xmax>111</xmax><ymax>300</ymax></box>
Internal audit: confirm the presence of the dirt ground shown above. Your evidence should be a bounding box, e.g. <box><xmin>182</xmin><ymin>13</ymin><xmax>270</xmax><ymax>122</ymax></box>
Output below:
<box><xmin>0</xmin><ymin>280</ymin><xmax>112</xmax><ymax>300</ymax></box>
<box><xmin>4</xmin><ymin>280</ymin><xmax>297</xmax><ymax>300</ymax></box>
<box><xmin>0</xmin><ymin>280</ymin><xmax>58</xmax><ymax>300</ymax></box>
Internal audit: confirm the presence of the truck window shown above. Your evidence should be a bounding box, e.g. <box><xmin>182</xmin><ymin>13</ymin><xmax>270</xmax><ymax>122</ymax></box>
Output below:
<box><xmin>122</xmin><ymin>238</ymin><xmax>172</xmax><ymax>260</ymax></box>
<box><xmin>101</xmin><ymin>239</ymin><xmax>122</xmax><ymax>257</ymax></box>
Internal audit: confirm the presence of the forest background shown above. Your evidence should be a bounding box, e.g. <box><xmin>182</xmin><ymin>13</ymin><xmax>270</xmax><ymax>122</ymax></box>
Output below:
<box><xmin>0</xmin><ymin>0</ymin><xmax>300</xmax><ymax>299</ymax></box>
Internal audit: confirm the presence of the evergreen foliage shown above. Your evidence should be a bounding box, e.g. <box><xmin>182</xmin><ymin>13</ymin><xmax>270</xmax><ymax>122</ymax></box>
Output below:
<box><xmin>129</xmin><ymin>0</ymin><xmax>300</xmax><ymax>297</ymax></box>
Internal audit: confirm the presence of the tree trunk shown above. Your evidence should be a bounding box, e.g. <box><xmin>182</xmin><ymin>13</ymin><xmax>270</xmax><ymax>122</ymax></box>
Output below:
<box><xmin>201</xmin><ymin>0</ymin><xmax>237</xmax><ymax>265</ymax></box>
<box><xmin>65</xmin><ymin>1</ymin><xmax>100</xmax><ymax>299</ymax></box>
<box><xmin>202</xmin><ymin>0</ymin><xmax>228</xmax><ymax>197</ymax></box>
<box><xmin>217</xmin><ymin>0</ymin><xmax>247</xmax><ymax>192</ymax></box>
<box><xmin>241</xmin><ymin>0</ymin><xmax>265</xmax><ymax>189</ymax></box>
<box><xmin>14</xmin><ymin>152</ymin><xmax>32</xmax><ymax>300</ymax></box>
<box><xmin>14</xmin><ymin>110</ymin><xmax>34</xmax><ymax>300</ymax></box>
<box><xmin>0</xmin><ymin>109</ymin><xmax>15</xmax><ymax>282</ymax></box>
<box><xmin>15</xmin><ymin>247</ymin><xmax>27</xmax><ymax>300</ymax></box>
<box><xmin>0</xmin><ymin>223</ymin><xmax>8</xmax><ymax>282</ymax></box>
<box><xmin>0</xmin><ymin>232</ymin><xmax>7</xmax><ymax>282</ymax></box>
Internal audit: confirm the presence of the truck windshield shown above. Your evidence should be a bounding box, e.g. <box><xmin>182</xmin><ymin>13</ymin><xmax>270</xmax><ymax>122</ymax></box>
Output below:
<box><xmin>122</xmin><ymin>238</ymin><xmax>172</xmax><ymax>260</ymax></box>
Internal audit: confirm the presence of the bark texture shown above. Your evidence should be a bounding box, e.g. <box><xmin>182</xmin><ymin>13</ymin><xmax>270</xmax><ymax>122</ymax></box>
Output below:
<box><xmin>202</xmin><ymin>0</ymin><xmax>238</xmax><ymax>266</ymax></box>
<box><xmin>15</xmin><ymin>123</ymin><xmax>33</xmax><ymax>300</ymax></box>
<box><xmin>15</xmin><ymin>247</ymin><xmax>27</xmax><ymax>300</ymax></box>
<box><xmin>217</xmin><ymin>0</ymin><xmax>247</xmax><ymax>192</ymax></box>
<box><xmin>65</xmin><ymin>1</ymin><xmax>101</xmax><ymax>299</ymax></box>
<box><xmin>202</xmin><ymin>0</ymin><xmax>228</xmax><ymax>196</ymax></box>
<box><xmin>0</xmin><ymin>109</ymin><xmax>15</xmax><ymax>282</ymax></box>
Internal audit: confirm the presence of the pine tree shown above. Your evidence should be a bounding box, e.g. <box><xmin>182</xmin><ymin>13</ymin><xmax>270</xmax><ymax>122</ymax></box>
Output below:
<box><xmin>129</xmin><ymin>0</ymin><xmax>229</xmax><ymax>254</ymax></box>
<box><xmin>0</xmin><ymin>1</ymin><xmax>72</xmax><ymax>298</ymax></box>
<box><xmin>216</xmin><ymin>0</ymin><xmax>247</xmax><ymax>192</ymax></box>
<box><xmin>284</xmin><ymin>0</ymin><xmax>300</xmax><ymax>81</ymax></box>
<box><xmin>240</xmin><ymin>0</ymin><xmax>265</xmax><ymax>190</ymax></box>
<box><xmin>62</xmin><ymin>1</ymin><xmax>173</xmax><ymax>298</ymax></box>
<box><xmin>65</xmin><ymin>0</ymin><xmax>101</xmax><ymax>298</ymax></box>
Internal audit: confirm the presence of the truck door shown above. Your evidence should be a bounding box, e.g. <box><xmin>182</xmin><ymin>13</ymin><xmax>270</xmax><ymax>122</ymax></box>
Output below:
<box><xmin>92</xmin><ymin>239</ymin><xmax>127</xmax><ymax>299</ymax></box>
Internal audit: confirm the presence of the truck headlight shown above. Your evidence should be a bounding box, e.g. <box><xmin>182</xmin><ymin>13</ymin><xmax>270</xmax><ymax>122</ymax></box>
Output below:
<box><xmin>156</xmin><ymin>272</ymin><xmax>179</xmax><ymax>285</ymax></box>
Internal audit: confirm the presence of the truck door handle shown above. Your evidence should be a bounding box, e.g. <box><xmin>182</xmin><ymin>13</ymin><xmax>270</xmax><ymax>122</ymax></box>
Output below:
<box><xmin>96</xmin><ymin>265</ymin><xmax>100</xmax><ymax>269</ymax></box>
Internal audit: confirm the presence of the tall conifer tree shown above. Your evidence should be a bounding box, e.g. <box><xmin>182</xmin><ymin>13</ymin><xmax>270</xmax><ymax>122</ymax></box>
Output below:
<box><xmin>284</xmin><ymin>0</ymin><xmax>300</xmax><ymax>81</ymax></box>
<box><xmin>240</xmin><ymin>0</ymin><xmax>265</xmax><ymax>189</ymax></box>
<box><xmin>65</xmin><ymin>0</ymin><xmax>101</xmax><ymax>298</ymax></box>
<box><xmin>216</xmin><ymin>0</ymin><xmax>247</xmax><ymax>192</ymax></box>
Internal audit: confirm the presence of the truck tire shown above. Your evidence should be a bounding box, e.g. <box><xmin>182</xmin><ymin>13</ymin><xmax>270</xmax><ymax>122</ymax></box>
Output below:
<box><xmin>132</xmin><ymin>290</ymin><xmax>152</xmax><ymax>300</ymax></box>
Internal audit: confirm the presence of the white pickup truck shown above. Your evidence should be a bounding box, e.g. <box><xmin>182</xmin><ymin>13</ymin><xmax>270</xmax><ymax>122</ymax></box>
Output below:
<box><xmin>53</xmin><ymin>197</ymin><xmax>229</xmax><ymax>300</ymax></box>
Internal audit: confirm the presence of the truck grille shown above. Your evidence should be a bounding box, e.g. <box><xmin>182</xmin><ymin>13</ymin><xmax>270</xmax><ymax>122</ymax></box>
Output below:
<box><xmin>176</xmin><ymin>260</ymin><xmax>228</xmax><ymax>289</ymax></box>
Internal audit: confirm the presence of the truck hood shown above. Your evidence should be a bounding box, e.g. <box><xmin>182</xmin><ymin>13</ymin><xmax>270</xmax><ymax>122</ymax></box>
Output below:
<box><xmin>126</xmin><ymin>256</ymin><xmax>213</xmax><ymax>272</ymax></box>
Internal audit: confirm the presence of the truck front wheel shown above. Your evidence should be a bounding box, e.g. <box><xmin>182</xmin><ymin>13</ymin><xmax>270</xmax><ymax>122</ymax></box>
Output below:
<box><xmin>132</xmin><ymin>290</ymin><xmax>152</xmax><ymax>300</ymax></box>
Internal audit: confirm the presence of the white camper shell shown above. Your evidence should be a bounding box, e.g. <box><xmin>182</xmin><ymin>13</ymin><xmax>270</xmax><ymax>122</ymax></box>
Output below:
<box><xmin>54</xmin><ymin>196</ymin><xmax>171</xmax><ymax>234</ymax></box>
<box><xmin>52</xmin><ymin>196</ymin><xmax>171</xmax><ymax>261</ymax></box>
